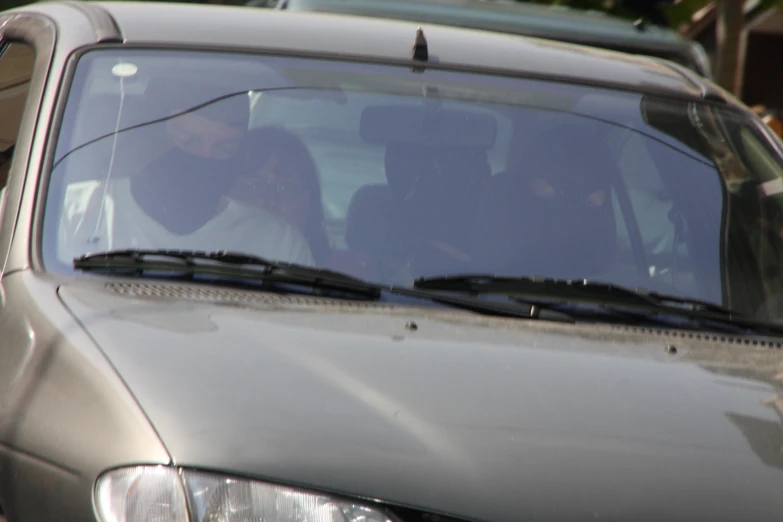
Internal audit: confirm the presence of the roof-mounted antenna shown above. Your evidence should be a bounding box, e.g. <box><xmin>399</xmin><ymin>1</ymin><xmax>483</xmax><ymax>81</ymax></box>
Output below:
<box><xmin>411</xmin><ymin>26</ymin><xmax>429</xmax><ymax>74</ymax></box>
<box><xmin>412</xmin><ymin>26</ymin><xmax>429</xmax><ymax>62</ymax></box>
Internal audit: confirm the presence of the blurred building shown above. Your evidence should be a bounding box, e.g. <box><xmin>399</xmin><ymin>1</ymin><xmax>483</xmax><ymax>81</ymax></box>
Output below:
<box><xmin>682</xmin><ymin>1</ymin><xmax>783</xmax><ymax>113</ymax></box>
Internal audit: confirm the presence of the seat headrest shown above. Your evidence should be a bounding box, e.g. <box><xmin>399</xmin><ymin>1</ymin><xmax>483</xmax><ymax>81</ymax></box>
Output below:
<box><xmin>344</xmin><ymin>184</ymin><xmax>410</xmax><ymax>257</ymax></box>
<box><xmin>384</xmin><ymin>143</ymin><xmax>492</xmax><ymax>200</ymax></box>
<box><xmin>383</xmin><ymin>143</ymin><xmax>435</xmax><ymax>199</ymax></box>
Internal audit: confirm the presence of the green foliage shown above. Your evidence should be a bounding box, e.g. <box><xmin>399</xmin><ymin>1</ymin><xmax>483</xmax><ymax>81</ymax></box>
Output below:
<box><xmin>3</xmin><ymin>0</ymin><xmax>781</xmax><ymax>30</ymax></box>
<box><xmin>0</xmin><ymin>0</ymin><xmax>248</xmax><ymax>10</ymax></box>
<box><xmin>518</xmin><ymin>0</ymin><xmax>694</xmax><ymax>28</ymax></box>
<box><xmin>519</xmin><ymin>0</ymin><xmax>783</xmax><ymax>30</ymax></box>
<box><xmin>1</xmin><ymin>0</ymin><xmax>35</xmax><ymax>10</ymax></box>
<box><xmin>662</xmin><ymin>0</ymin><xmax>710</xmax><ymax>29</ymax></box>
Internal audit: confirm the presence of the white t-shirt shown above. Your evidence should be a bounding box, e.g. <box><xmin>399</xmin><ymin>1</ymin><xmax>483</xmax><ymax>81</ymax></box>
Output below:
<box><xmin>60</xmin><ymin>178</ymin><xmax>314</xmax><ymax>265</ymax></box>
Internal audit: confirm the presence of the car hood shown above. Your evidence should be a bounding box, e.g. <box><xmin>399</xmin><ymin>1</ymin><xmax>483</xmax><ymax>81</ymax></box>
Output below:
<box><xmin>58</xmin><ymin>280</ymin><xmax>783</xmax><ymax>521</ymax></box>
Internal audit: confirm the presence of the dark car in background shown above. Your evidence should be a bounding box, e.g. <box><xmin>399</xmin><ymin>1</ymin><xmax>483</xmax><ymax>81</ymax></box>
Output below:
<box><xmin>249</xmin><ymin>0</ymin><xmax>713</xmax><ymax>78</ymax></box>
<box><xmin>2</xmin><ymin>1</ymin><xmax>783</xmax><ymax>521</ymax></box>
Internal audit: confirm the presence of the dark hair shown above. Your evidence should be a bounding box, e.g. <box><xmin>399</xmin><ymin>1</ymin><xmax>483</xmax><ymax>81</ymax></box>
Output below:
<box><xmin>243</xmin><ymin>126</ymin><xmax>331</xmax><ymax>264</ymax></box>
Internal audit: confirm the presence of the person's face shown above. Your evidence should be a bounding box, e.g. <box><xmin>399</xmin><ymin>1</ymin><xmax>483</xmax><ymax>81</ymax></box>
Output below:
<box><xmin>165</xmin><ymin>112</ymin><xmax>244</xmax><ymax>159</ymax></box>
<box><xmin>236</xmin><ymin>154</ymin><xmax>311</xmax><ymax>229</ymax></box>
<box><xmin>528</xmin><ymin>176</ymin><xmax>606</xmax><ymax>209</ymax></box>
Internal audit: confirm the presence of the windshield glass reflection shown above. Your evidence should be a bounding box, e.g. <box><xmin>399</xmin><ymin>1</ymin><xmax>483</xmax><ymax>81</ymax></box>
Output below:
<box><xmin>44</xmin><ymin>49</ymin><xmax>783</xmax><ymax>323</ymax></box>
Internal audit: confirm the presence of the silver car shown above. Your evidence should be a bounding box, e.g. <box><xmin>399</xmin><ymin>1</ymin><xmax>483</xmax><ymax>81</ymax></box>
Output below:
<box><xmin>1</xmin><ymin>2</ymin><xmax>782</xmax><ymax>521</ymax></box>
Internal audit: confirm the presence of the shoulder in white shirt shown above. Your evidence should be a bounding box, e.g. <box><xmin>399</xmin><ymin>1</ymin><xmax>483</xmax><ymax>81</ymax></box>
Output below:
<box><xmin>62</xmin><ymin>177</ymin><xmax>314</xmax><ymax>266</ymax></box>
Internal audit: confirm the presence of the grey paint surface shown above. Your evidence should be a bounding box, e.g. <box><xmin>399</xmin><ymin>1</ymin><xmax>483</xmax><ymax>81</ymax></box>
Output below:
<box><xmin>1</xmin><ymin>4</ymin><xmax>103</xmax><ymax>276</ymax></box>
<box><xmin>0</xmin><ymin>273</ymin><xmax>171</xmax><ymax>521</ymax></box>
<box><xmin>284</xmin><ymin>0</ymin><xmax>692</xmax><ymax>47</ymax></box>
<box><xmin>57</xmin><ymin>279</ymin><xmax>783</xmax><ymax>521</ymax></box>
<box><xmin>277</xmin><ymin>0</ymin><xmax>712</xmax><ymax>78</ymax></box>
<box><xmin>92</xmin><ymin>2</ymin><xmax>704</xmax><ymax>99</ymax></box>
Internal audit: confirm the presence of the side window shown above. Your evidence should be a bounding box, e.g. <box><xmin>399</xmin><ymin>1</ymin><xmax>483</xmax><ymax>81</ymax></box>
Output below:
<box><xmin>0</xmin><ymin>40</ymin><xmax>36</xmax><ymax>209</ymax></box>
<box><xmin>734</xmin><ymin>128</ymin><xmax>783</xmax><ymax>300</ymax></box>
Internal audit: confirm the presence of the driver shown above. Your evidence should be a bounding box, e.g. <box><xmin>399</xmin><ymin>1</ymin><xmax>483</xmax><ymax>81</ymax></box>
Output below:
<box><xmin>68</xmin><ymin>78</ymin><xmax>314</xmax><ymax>266</ymax></box>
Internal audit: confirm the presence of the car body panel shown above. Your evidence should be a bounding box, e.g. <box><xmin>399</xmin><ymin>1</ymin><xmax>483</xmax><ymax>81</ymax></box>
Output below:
<box><xmin>0</xmin><ymin>271</ymin><xmax>170</xmax><ymax>520</ymax></box>
<box><xmin>90</xmin><ymin>2</ymin><xmax>703</xmax><ymax>100</ymax></box>
<box><xmin>270</xmin><ymin>0</ymin><xmax>712</xmax><ymax>79</ymax></box>
<box><xmin>0</xmin><ymin>11</ymin><xmax>57</xmax><ymax>278</ymax></box>
<box><xmin>55</xmin><ymin>278</ymin><xmax>783</xmax><ymax>521</ymax></box>
<box><xmin>0</xmin><ymin>4</ymin><xmax>107</xmax><ymax>276</ymax></box>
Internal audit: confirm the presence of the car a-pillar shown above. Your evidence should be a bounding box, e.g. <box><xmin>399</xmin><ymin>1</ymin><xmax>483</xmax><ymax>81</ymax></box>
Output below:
<box><xmin>0</xmin><ymin>30</ymin><xmax>35</xmax><ymax>522</ymax></box>
<box><xmin>0</xmin><ymin>41</ymin><xmax>34</xmax><ymax>223</ymax></box>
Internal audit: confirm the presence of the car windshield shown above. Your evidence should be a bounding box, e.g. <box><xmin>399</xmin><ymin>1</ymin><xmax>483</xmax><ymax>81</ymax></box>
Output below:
<box><xmin>44</xmin><ymin>49</ymin><xmax>783</xmax><ymax>321</ymax></box>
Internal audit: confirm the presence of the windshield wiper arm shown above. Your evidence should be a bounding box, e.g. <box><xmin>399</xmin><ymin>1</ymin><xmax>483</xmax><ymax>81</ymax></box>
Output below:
<box><xmin>74</xmin><ymin>249</ymin><xmax>382</xmax><ymax>298</ymax></box>
<box><xmin>415</xmin><ymin>274</ymin><xmax>729</xmax><ymax>312</ymax></box>
<box><xmin>74</xmin><ymin>250</ymin><xmax>575</xmax><ymax>322</ymax></box>
<box><xmin>414</xmin><ymin>274</ymin><xmax>783</xmax><ymax>335</ymax></box>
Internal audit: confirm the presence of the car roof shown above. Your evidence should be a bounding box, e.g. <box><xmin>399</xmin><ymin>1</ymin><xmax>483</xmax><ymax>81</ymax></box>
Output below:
<box><xmin>277</xmin><ymin>0</ymin><xmax>695</xmax><ymax>52</ymax></box>
<box><xmin>268</xmin><ymin>0</ymin><xmax>712</xmax><ymax>80</ymax></box>
<box><xmin>19</xmin><ymin>1</ymin><xmax>726</xmax><ymax>104</ymax></box>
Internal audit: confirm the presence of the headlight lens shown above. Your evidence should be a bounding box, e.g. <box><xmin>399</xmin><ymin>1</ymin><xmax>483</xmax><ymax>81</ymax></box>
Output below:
<box><xmin>94</xmin><ymin>465</ymin><xmax>393</xmax><ymax>522</ymax></box>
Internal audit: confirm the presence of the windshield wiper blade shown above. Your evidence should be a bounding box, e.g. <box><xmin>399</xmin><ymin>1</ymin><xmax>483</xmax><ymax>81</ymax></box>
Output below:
<box><xmin>415</xmin><ymin>274</ymin><xmax>731</xmax><ymax>311</ymax></box>
<box><xmin>414</xmin><ymin>274</ymin><xmax>783</xmax><ymax>335</ymax></box>
<box><xmin>74</xmin><ymin>250</ymin><xmax>576</xmax><ymax>322</ymax></box>
<box><xmin>74</xmin><ymin>249</ymin><xmax>382</xmax><ymax>298</ymax></box>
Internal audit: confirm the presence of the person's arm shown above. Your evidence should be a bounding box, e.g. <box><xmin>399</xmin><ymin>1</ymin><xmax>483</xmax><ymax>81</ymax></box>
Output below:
<box><xmin>280</xmin><ymin>222</ymin><xmax>315</xmax><ymax>266</ymax></box>
<box><xmin>228</xmin><ymin>205</ymin><xmax>316</xmax><ymax>266</ymax></box>
<box><xmin>65</xmin><ymin>181</ymin><xmax>114</xmax><ymax>260</ymax></box>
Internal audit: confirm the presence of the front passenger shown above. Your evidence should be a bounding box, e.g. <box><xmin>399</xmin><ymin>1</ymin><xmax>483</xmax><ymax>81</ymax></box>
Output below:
<box><xmin>67</xmin><ymin>79</ymin><xmax>314</xmax><ymax>266</ymax></box>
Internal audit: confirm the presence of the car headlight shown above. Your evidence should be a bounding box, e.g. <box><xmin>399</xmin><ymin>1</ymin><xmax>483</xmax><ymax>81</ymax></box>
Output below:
<box><xmin>94</xmin><ymin>465</ymin><xmax>394</xmax><ymax>522</ymax></box>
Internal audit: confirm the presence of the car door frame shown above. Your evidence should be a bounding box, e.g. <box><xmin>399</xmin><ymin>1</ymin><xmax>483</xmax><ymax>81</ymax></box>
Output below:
<box><xmin>0</xmin><ymin>11</ymin><xmax>57</xmax><ymax>279</ymax></box>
